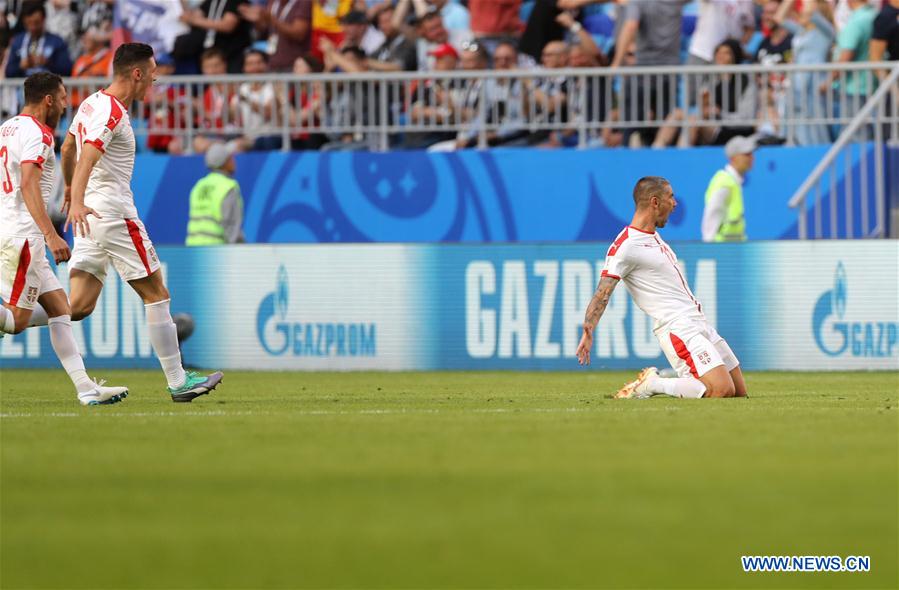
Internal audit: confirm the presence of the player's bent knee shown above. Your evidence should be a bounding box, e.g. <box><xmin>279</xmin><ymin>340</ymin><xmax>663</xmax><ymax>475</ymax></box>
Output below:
<box><xmin>70</xmin><ymin>302</ymin><xmax>95</xmax><ymax>321</ymax></box>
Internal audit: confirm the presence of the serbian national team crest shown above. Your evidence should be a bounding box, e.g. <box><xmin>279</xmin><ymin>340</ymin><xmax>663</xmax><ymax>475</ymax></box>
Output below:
<box><xmin>25</xmin><ymin>286</ymin><xmax>38</xmax><ymax>305</ymax></box>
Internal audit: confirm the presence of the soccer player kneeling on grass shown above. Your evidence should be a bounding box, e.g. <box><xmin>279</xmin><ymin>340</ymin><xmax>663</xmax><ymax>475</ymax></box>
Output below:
<box><xmin>60</xmin><ymin>43</ymin><xmax>223</xmax><ymax>402</ymax></box>
<box><xmin>0</xmin><ymin>73</ymin><xmax>128</xmax><ymax>405</ymax></box>
<box><xmin>576</xmin><ymin>176</ymin><xmax>748</xmax><ymax>399</ymax></box>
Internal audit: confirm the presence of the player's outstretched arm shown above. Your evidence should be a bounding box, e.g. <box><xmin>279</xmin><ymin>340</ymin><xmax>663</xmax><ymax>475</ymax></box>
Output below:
<box><xmin>21</xmin><ymin>163</ymin><xmax>70</xmax><ymax>263</ymax></box>
<box><xmin>576</xmin><ymin>276</ymin><xmax>620</xmax><ymax>366</ymax></box>
<box><xmin>59</xmin><ymin>133</ymin><xmax>77</xmax><ymax>215</ymax></box>
<box><xmin>64</xmin><ymin>141</ymin><xmax>103</xmax><ymax>237</ymax></box>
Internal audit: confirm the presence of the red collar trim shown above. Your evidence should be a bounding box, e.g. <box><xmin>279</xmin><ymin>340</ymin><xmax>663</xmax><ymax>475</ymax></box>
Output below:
<box><xmin>100</xmin><ymin>89</ymin><xmax>127</xmax><ymax>111</ymax></box>
<box><xmin>628</xmin><ymin>225</ymin><xmax>656</xmax><ymax>234</ymax></box>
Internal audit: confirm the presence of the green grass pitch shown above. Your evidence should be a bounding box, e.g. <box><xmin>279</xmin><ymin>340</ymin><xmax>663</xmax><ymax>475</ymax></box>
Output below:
<box><xmin>1</xmin><ymin>370</ymin><xmax>896</xmax><ymax>589</ymax></box>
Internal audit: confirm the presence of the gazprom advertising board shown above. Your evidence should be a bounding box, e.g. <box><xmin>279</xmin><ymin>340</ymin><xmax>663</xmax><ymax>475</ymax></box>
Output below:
<box><xmin>1</xmin><ymin>241</ymin><xmax>896</xmax><ymax>371</ymax></box>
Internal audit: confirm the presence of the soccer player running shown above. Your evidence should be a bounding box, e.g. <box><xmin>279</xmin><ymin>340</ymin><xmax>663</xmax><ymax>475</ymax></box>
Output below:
<box><xmin>61</xmin><ymin>43</ymin><xmax>223</xmax><ymax>402</ymax></box>
<box><xmin>0</xmin><ymin>72</ymin><xmax>128</xmax><ymax>405</ymax></box>
<box><xmin>576</xmin><ymin>177</ymin><xmax>748</xmax><ymax>399</ymax></box>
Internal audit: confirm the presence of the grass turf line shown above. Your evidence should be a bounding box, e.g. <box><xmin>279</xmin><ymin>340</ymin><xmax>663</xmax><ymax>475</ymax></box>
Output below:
<box><xmin>1</xmin><ymin>370</ymin><xmax>897</xmax><ymax>589</ymax></box>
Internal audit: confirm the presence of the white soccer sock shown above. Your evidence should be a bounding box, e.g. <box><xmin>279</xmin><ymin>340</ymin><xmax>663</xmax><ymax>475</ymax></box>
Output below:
<box><xmin>647</xmin><ymin>376</ymin><xmax>707</xmax><ymax>399</ymax></box>
<box><xmin>48</xmin><ymin>315</ymin><xmax>94</xmax><ymax>394</ymax></box>
<box><xmin>145</xmin><ymin>299</ymin><xmax>187</xmax><ymax>389</ymax></box>
<box><xmin>0</xmin><ymin>306</ymin><xmax>14</xmax><ymax>333</ymax></box>
<box><xmin>28</xmin><ymin>303</ymin><xmax>49</xmax><ymax>327</ymax></box>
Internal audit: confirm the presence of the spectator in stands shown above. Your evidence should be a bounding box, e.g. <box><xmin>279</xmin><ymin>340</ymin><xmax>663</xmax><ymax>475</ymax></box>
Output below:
<box><xmin>833</xmin><ymin>0</ymin><xmax>881</xmax><ymax>33</ymax></box>
<box><xmin>870</xmin><ymin>0</ymin><xmax>899</xmax><ymax>73</ymax></box>
<box><xmin>368</xmin><ymin>3</ymin><xmax>417</xmax><ymax>71</ymax></box>
<box><xmin>80</xmin><ymin>0</ymin><xmax>113</xmax><ymax>40</ymax></box>
<box><xmin>186</xmin><ymin>142</ymin><xmax>245</xmax><ymax>245</ymax></box>
<box><xmin>69</xmin><ymin>26</ymin><xmax>112</xmax><ymax>108</ymax></box>
<box><xmin>232</xmin><ymin>49</ymin><xmax>283</xmax><ymax>150</ymax></box>
<box><xmin>701</xmin><ymin>135</ymin><xmax>755</xmax><ymax>243</ymax></box>
<box><xmin>147</xmin><ymin>55</ymin><xmax>191</xmax><ymax>155</ymax></box>
<box><xmin>654</xmin><ymin>39</ymin><xmax>758</xmax><ymax>148</ymax></box>
<box><xmin>239</xmin><ymin>0</ymin><xmax>313</xmax><ymax>72</ymax></box>
<box><xmin>287</xmin><ymin>54</ymin><xmax>326</xmax><ymax>150</ymax></box>
<box><xmin>685</xmin><ymin>0</ymin><xmax>753</xmax><ymax>109</ymax></box>
<box><xmin>195</xmin><ymin>47</ymin><xmax>241</xmax><ymax>154</ymax></box>
<box><xmin>820</xmin><ymin>0</ymin><xmax>877</xmax><ymax>129</ymax></box>
<box><xmin>688</xmin><ymin>0</ymin><xmax>755</xmax><ymax>66</ymax></box>
<box><xmin>755</xmin><ymin>1</ymin><xmax>793</xmax><ymax>142</ymax></box>
<box><xmin>1</xmin><ymin>0</ymin><xmax>27</xmax><ymax>36</ymax></box>
<box><xmin>774</xmin><ymin>0</ymin><xmax>835</xmax><ymax>145</ymax></box>
<box><xmin>469</xmin><ymin>0</ymin><xmax>521</xmax><ymax>55</ymax></box>
<box><xmin>45</xmin><ymin>0</ymin><xmax>78</xmax><ymax>58</ymax></box>
<box><xmin>482</xmin><ymin>40</ymin><xmax>529</xmax><ymax>147</ymax></box>
<box><xmin>756</xmin><ymin>1</ymin><xmax>794</xmax><ymax>66</ymax></box>
<box><xmin>337</xmin><ymin>9</ymin><xmax>381</xmax><ymax>55</ymax></box>
<box><xmin>524</xmin><ymin>39</ymin><xmax>569</xmax><ymax>145</ymax></box>
<box><xmin>427</xmin><ymin>41</ymin><xmax>491</xmax><ymax>150</ymax></box>
<box><xmin>407</xmin><ymin>42</ymin><xmax>460</xmax><ymax>148</ymax></box>
<box><xmin>611</xmin><ymin>0</ymin><xmax>689</xmax><ymax>146</ymax></box>
<box><xmin>397</xmin><ymin>1</ymin><xmax>470</xmax><ymax>69</ymax></box>
<box><xmin>311</xmin><ymin>0</ymin><xmax>351</xmax><ymax>57</ymax></box>
<box><xmin>5</xmin><ymin>1</ymin><xmax>72</xmax><ymax>78</ymax></box>
<box><xmin>177</xmin><ymin>0</ymin><xmax>254</xmax><ymax>74</ymax></box>
<box><xmin>320</xmin><ymin>43</ymin><xmax>383</xmax><ymax>150</ymax></box>
<box><xmin>545</xmin><ymin>10</ymin><xmax>609</xmax><ymax>147</ymax></box>
<box><xmin>428</xmin><ymin>0</ymin><xmax>470</xmax><ymax>35</ymax></box>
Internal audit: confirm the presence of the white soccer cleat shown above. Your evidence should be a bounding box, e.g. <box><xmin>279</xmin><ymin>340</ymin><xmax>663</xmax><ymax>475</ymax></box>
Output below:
<box><xmin>614</xmin><ymin>367</ymin><xmax>659</xmax><ymax>399</ymax></box>
<box><xmin>78</xmin><ymin>379</ymin><xmax>129</xmax><ymax>406</ymax></box>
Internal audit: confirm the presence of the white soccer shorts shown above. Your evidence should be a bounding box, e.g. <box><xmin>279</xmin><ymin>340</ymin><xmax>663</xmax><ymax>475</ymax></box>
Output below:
<box><xmin>70</xmin><ymin>216</ymin><xmax>160</xmax><ymax>284</ymax></box>
<box><xmin>0</xmin><ymin>235</ymin><xmax>64</xmax><ymax>310</ymax></box>
<box><xmin>657</xmin><ymin>318</ymin><xmax>740</xmax><ymax>379</ymax></box>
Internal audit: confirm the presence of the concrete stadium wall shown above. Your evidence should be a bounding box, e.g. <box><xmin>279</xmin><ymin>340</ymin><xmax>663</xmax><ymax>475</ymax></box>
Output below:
<box><xmin>133</xmin><ymin>144</ymin><xmax>882</xmax><ymax>244</ymax></box>
<box><xmin>2</xmin><ymin>241</ymin><xmax>896</xmax><ymax>372</ymax></box>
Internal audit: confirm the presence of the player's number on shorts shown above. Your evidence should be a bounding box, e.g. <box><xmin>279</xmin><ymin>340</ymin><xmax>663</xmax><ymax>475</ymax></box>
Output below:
<box><xmin>0</xmin><ymin>146</ymin><xmax>12</xmax><ymax>194</ymax></box>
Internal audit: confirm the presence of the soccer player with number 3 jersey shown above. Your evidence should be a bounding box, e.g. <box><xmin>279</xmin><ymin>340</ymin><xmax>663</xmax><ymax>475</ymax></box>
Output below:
<box><xmin>61</xmin><ymin>43</ymin><xmax>223</xmax><ymax>402</ymax></box>
<box><xmin>577</xmin><ymin>177</ymin><xmax>748</xmax><ymax>399</ymax></box>
<box><xmin>0</xmin><ymin>73</ymin><xmax>128</xmax><ymax>405</ymax></box>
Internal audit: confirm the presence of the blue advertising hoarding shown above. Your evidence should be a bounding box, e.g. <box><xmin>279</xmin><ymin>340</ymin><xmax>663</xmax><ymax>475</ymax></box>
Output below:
<box><xmin>131</xmin><ymin>144</ymin><xmax>885</xmax><ymax>244</ymax></box>
<box><xmin>2</xmin><ymin>241</ymin><xmax>896</xmax><ymax>372</ymax></box>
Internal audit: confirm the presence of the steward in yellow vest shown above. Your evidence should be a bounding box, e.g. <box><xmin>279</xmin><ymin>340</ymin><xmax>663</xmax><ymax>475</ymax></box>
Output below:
<box><xmin>186</xmin><ymin>142</ymin><xmax>244</xmax><ymax>246</ymax></box>
<box><xmin>701</xmin><ymin>135</ymin><xmax>755</xmax><ymax>242</ymax></box>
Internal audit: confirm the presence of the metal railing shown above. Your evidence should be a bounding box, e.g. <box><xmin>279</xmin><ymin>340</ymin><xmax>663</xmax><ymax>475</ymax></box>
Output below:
<box><xmin>788</xmin><ymin>64</ymin><xmax>899</xmax><ymax>239</ymax></box>
<box><xmin>1</xmin><ymin>62</ymin><xmax>897</xmax><ymax>152</ymax></box>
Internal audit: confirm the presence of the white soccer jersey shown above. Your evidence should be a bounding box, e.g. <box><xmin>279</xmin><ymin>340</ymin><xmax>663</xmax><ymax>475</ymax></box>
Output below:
<box><xmin>0</xmin><ymin>114</ymin><xmax>56</xmax><ymax>238</ymax></box>
<box><xmin>601</xmin><ymin>226</ymin><xmax>705</xmax><ymax>329</ymax></box>
<box><xmin>68</xmin><ymin>90</ymin><xmax>137</xmax><ymax>219</ymax></box>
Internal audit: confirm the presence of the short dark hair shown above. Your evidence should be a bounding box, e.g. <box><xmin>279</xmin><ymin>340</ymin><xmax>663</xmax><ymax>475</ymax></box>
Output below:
<box><xmin>113</xmin><ymin>43</ymin><xmax>155</xmax><ymax>77</ymax></box>
<box><xmin>23</xmin><ymin>72</ymin><xmax>62</xmax><ymax>105</ymax></box>
<box><xmin>493</xmin><ymin>40</ymin><xmax>519</xmax><ymax>55</ymax></box>
<box><xmin>633</xmin><ymin>176</ymin><xmax>671</xmax><ymax>208</ymax></box>
<box><xmin>243</xmin><ymin>48</ymin><xmax>269</xmax><ymax>64</ymax></box>
<box><xmin>21</xmin><ymin>0</ymin><xmax>45</xmax><ymax>20</ymax></box>
<box><xmin>200</xmin><ymin>47</ymin><xmax>227</xmax><ymax>64</ymax></box>
<box><xmin>341</xmin><ymin>46</ymin><xmax>366</xmax><ymax>61</ymax></box>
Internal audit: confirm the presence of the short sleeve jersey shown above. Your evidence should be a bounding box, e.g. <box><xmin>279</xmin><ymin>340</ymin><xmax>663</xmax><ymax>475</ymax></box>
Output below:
<box><xmin>0</xmin><ymin>114</ymin><xmax>56</xmax><ymax>238</ymax></box>
<box><xmin>601</xmin><ymin>226</ymin><xmax>704</xmax><ymax>328</ymax></box>
<box><xmin>68</xmin><ymin>90</ymin><xmax>137</xmax><ymax>219</ymax></box>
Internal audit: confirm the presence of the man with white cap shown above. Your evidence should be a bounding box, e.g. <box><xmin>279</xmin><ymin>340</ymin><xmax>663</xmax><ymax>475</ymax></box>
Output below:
<box><xmin>186</xmin><ymin>142</ymin><xmax>244</xmax><ymax>245</ymax></box>
<box><xmin>701</xmin><ymin>135</ymin><xmax>756</xmax><ymax>242</ymax></box>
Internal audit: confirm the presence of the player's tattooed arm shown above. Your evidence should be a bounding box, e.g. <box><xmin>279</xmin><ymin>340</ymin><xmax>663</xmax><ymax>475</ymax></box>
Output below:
<box><xmin>576</xmin><ymin>276</ymin><xmax>619</xmax><ymax>365</ymax></box>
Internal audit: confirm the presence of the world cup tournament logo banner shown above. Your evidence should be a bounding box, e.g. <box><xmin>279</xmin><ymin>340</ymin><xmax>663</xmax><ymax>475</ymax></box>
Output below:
<box><xmin>1</xmin><ymin>242</ymin><xmax>896</xmax><ymax>371</ymax></box>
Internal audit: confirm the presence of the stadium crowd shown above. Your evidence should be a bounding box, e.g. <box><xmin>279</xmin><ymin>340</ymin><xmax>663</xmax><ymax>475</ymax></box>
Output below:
<box><xmin>0</xmin><ymin>0</ymin><xmax>897</xmax><ymax>153</ymax></box>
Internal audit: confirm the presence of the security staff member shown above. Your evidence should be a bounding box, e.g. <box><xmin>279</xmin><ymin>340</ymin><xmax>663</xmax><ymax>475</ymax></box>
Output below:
<box><xmin>702</xmin><ymin>135</ymin><xmax>755</xmax><ymax>242</ymax></box>
<box><xmin>186</xmin><ymin>142</ymin><xmax>244</xmax><ymax>245</ymax></box>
